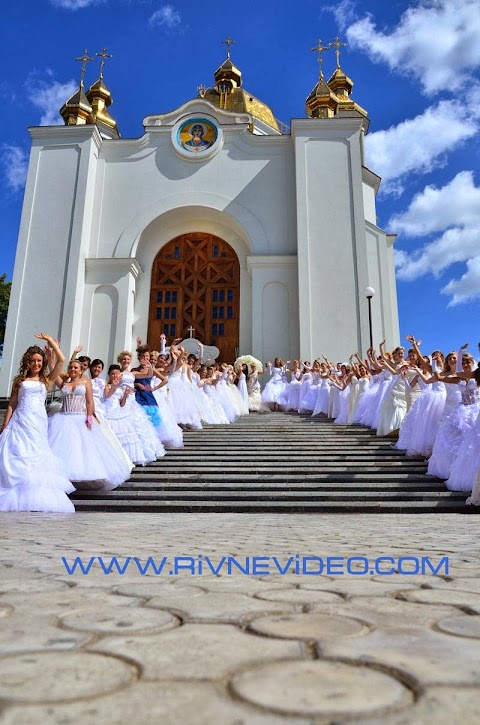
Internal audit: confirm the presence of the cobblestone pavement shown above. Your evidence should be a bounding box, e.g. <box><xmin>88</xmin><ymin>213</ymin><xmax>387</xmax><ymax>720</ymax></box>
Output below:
<box><xmin>0</xmin><ymin>513</ymin><xmax>479</xmax><ymax>724</ymax></box>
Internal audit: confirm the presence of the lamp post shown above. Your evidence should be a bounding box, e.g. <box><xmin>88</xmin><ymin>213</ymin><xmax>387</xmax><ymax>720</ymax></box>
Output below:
<box><xmin>365</xmin><ymin>286</ymin><xmax>375</xmax><ymax>349</ymax></box>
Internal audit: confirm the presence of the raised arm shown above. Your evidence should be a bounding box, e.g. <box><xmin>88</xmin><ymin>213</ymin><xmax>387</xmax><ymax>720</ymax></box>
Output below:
<box><xmin>380</xmin><ymin>356</ymin><xmax>397</xmax><ymax>375</ymax></box>
<box><xmin>70</xmin><ymin>344</ymin><xmax>82</xmax><ymax>362</ymax></box>
<box><xmin>456</xmin><ymin>343</ymin><xmax>469</xmax><ymax>373</ymax></box>
<box><xmin>35</xmin><ymin>334</ymin><xmax>66</xmax><ymax>387</ymax></box>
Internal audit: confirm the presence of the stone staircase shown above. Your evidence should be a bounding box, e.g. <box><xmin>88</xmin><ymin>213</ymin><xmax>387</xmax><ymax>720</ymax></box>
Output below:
<box><xmin>71</xmin><ymin>412</ymin><xmax>474</xmax><ymax>513</ymax></box>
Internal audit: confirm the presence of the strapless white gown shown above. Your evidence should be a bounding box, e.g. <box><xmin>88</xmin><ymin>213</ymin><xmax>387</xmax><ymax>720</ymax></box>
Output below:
<box><xmin>0</xmin><ymin>380</ymin><xmax>75</xmax><ymax>512</ymax></box>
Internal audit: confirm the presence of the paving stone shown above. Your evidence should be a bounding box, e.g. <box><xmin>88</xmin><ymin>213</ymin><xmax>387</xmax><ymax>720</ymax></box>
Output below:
<box><xmin>353</xmin><ymin>685</ymin><xmax>480</xmax><ymax>724</ymax></box>
<box><xmin>0</xmin><ymin>612</ymin><xmax>92</xmax><ymax>654</ymax></box>
<box><xmin>320</xmin><ymin>626</ymin><xmax>480</xmax><ymax>685</ymax></box>
<box><xmin>0</xmin><ymin>578</ymin><xmax>71</xmax><ymax>595</ymax></box>
<box><xmin>112</xmin><ymin>582</ymin><xmax>205</xmax><ymax>599</ymax></box>
<box><xmin>248</xmin><ymin>612</ymin><xmax>368</xmax><ymax>640</ymax></box>
<box><xmin>145</xmin><ymin>591</ymin><xmax>296</xmax><ymax>622</ymax></box>
<box><xmin>428</xmin><ymin>577</ymin><xmax>480</xmax><ymax>594</ymax></box>
<box><xmin>434</xmin><ymin>615</ymin><xmax>480</xmax><ymax>639</ymax></box>
<box><xmin>254</xmin><ymin>588</ymin><xmax>343</xmax><ymax>605</ymax></box>
<box><xmin>230</xmin><ymin>659</ymin><xmax>413</xmax><ymax>717</ymax></box>
<box><xmin>309</xmin><ymin>596</ymin><xmax>460</xmax><ymax>629</ymax></box>
<box><xmin>194</xmin><ymin>578</ymin><xmax>297</xmax><ymax>595</ymax></box>
<box><xmin>0</xmin><ymin>652</ymin><xmax>137</xmax><ymax>704</ymax></box>
<box><xmin>0</xmin><ymin>681</ymin><xmax>311</xmax><ymax>725</ymax></box>
<box><xmin>258</xmin><ymin>574</ymin><xmax>335</xmax><ymax>585</ymax></box>
<box><xmin>0</xmin><ymin>590</ymin><xmax>140</xmax><ymax>617</ymax></box>
<box><xmin>300</xmin><ymin>579</ymin><xmax>419</xmax><ymax>597</ymax></box>
<box><xmin>397</xmin><ymin>588</ymin><xmax>480</xmax><ymax>612</ymax></box>
<box><xmin>58</xmin><ymin>606</ymin><xmax>180</xmax><ymax>635</ymax></box>
<box><xmin>0</xmin><ymin>604</ymin><xmax>13</xmax><ymax>619</ymax></box>
<box><xmin>90</xmin><ymin>624</ymin><xmax>303</xmax><ymax>680</ymax></box>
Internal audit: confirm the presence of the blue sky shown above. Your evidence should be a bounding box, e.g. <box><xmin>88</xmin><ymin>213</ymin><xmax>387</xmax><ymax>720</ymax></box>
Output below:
<box><xmin>1</xmin><ymin>0</ymin><xmax>479</xmax><ymax>356</ymax></box>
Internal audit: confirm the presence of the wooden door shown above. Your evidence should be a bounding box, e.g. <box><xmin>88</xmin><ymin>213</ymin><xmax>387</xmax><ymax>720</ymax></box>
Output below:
<box><xmin>148</xmin><ymin>233</ymin><xmax>240</xmax><ymax>361</ymax></box>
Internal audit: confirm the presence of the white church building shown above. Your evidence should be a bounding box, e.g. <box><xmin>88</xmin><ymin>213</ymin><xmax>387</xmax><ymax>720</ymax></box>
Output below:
<box><xmin>0</xmin><ymin>41</ymin><xmax>399</xmax><ymax>396</ymax></box>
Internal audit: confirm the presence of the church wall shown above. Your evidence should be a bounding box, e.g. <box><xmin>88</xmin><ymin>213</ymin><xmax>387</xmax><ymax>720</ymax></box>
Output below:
<box><xmin>293</xmin><ymin>118</ymin><xmax>370</xmax><ymax>361</ymax></box>
<box><xmin>247</xmin><ymin>256</ymin><xmax>299</xmax><ymax>364</ymax></box>
<box><xmin>362</xmin><ymin>182</ymin><xmax>377</xmax><ymax>226</ymax></box>
<box><xmin>97</xmin><ymin>131</ymin><xmax>295</xmax><ymax>260</ymax></box>
<box><xmin>0</xmin><ymin>128</ymin><xmax>101</xmax><ymax>395</ymax></box>
<box><xmin>88</xmin><ymin>285</ymin><xmax>118</xmax><ymax>366</ymax></box>
<box><xmin>365</xmin><ymin>223</ymin><xmax>399</xmax><ymax>349</ymax></box>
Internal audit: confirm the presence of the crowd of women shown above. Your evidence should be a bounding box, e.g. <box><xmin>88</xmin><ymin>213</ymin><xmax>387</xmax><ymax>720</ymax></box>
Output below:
<box><xmin>259</xmin><ymin>338</ymin><xmax>480</xmax><ymax>507</ymax></box>
<box><xmin>0</xmin><ymin>334</ymin><xmax>255</xmax><ymax>512</ymax></box>
<box><xmin>1</xmin><ymin>332</ymin><xmax>479</xmax><ymax>512</ymax></box>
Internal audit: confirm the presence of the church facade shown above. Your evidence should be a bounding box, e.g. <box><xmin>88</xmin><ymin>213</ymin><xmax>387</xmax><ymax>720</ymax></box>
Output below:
<box><xmin>0</xmin><ymin>44</ymin><xmax>399</xmax><ymax>396</ymax></box>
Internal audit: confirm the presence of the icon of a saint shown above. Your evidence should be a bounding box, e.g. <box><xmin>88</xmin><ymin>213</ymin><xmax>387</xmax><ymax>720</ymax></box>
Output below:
<box><xmin>183</xmin><ymin>123</ymin><xmax>211</xmax><ymax>152</ymax></box>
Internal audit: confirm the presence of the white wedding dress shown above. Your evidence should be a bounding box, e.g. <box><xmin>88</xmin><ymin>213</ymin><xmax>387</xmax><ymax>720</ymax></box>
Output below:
<box><xmin>0</xmin><ymin>380</ymin><xmax>75</xmax><ymax>512</ymax></box>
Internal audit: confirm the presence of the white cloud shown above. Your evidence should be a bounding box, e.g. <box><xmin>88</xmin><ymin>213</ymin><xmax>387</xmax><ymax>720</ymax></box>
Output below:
<box><xmin>442</xmin><ymin>256</ymin><xmax>480</xmax><ymax>306</ymax></box>
<box><xmin>347</xmin><ymin>0</ymin><xmax>480</xmax><ymax>96</ymax></box>
<box><xmin>392</xmin><ymin>171</ymin><xmax>480</xmax><ymax>304</ymax></box>
<box><xmin>25</xmin><ymin>75</ymin><xmax>77</xmax><ymax>126</ymax></box>
<box><xmin>1</xmin><ymin>145</ymin><xmax>29</xmax><ymax>192</ymax></box>
<box><xmin>365</xmin><ymin>100</ymin><xmax>478</xmax><ymax>194</ymax></box>
<box><xmin>396</xmin><ymin>226</ymin><xmax>480</xmax><ymax>281</ymax></box>
<box><xmin>50</xmin><ymin>0</ymin><xmax>105</xmax><ymax>9</ymax></box>
<box><xmin>322</xmin><ymin>0</ymin><xmax>358</xmax><ymax>28</ymax></box>
<box><xmin>149</xmin><ymin>5</ymin><xmax>181</xmax><ymax>29</ymax></box>
<box><xmin>389</xmin><ymin>171</ymin><xmax>480</xmax><ymax>236</ymax></box>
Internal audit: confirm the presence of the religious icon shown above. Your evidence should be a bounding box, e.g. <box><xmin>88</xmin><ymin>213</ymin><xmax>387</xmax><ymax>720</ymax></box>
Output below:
<box><xmin>178</xmin><ymin>119</ymin><xmax>217</xmax><ymax>153</ymax></box>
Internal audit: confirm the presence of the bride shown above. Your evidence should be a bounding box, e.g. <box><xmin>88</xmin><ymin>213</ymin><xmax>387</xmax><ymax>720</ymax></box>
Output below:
<box><xmin>0</xmin><ymin>333</ymin><xmax>75</xmax><ymax>512</ymax></box>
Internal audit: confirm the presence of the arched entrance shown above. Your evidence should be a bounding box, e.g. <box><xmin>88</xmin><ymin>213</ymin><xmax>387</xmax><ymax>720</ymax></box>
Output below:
<box><xmin>148</xmin><ymin>232</ymin><xmax>240</xmax><ymax>360</ymax></box>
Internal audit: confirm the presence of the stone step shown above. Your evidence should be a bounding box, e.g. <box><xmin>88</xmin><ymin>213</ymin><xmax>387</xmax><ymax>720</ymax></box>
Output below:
<box><xmin>71</xmin><ymin>499</ymin><xmax>474</xmax><ymax>514</ymax></box>
<box><xmin>69</xmin><ymin>411</ymin><xmax>471</xmax><ymax>514</ymax></box>
<box><xmin>71</xmin><ymin>489</ymin><xmax>463</xmax><ymax>501</ymax></box>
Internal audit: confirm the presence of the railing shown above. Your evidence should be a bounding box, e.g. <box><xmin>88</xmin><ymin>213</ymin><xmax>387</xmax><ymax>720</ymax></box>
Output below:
<box><xmin>275</xmin><ymin>118</ymin><xmax>291</xmax><ymax>135</ymax></box>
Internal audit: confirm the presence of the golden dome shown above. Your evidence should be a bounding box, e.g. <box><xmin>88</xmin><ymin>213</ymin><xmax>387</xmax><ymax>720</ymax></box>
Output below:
<box><xmin>214</xmin><ymin>57</ymin><xmax>242</xmax><ymax>89</ymax></box>
<box><xmin>86</xmin><ymin>76</ymin><xmax>120</xmax><ymax>136</ymax></box>
<box><xmin>306</xmin><ymin>79</ymin><xmax>339</xmax><ymax>119</ymax></box>
<box><xmin>60</xmin><ymin>87</ymin><xmax>93</xmax><ymax>126</ymax></box>
<box><xmin>327</xmin><ymin>66</ymin><xmax>368</xmax><ymax>119</ymax></box>
<box><xmin>202</xmin><ymin>50</ymin><xmax>279</xmax><ymax>133</ymax></box>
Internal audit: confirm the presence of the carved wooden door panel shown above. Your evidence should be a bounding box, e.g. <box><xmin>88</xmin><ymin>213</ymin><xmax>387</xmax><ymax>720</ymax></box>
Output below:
<box><xmin>148</xmin><ymin>233</ymin><xmax>240</xmax><ymax>361</ymax></box>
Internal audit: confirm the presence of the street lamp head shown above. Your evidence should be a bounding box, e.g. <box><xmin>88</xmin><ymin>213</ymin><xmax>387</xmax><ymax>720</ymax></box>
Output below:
<box><xmin>365</xmin><ymin>286</ymin><xmax>375</xmax><ymax>299</ymax></box>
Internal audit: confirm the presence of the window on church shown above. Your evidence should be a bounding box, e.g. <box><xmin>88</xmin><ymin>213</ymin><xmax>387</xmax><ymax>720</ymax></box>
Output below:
<box><xmin>172</xmin><ymin>291</ymin><xmax>177</xmax><ymax>302</ymax></box>
<box><xmin>219</xmin><ymin>290</ymin><xmax>225</xmax><ymax>302</ymax></box>
<box><xmin>174</xmin><ymin>246</ymin><xmax>180</xmax><ymax>259</ymax></box>
<box><xmin>213</xmin><ymin>245</ymin><xmax>219</xmax><ymax>257</ymax></box>
<box><xmin>227</xmin><ymin>290</ymin><xmax>233</xmax><ymax>302</ymax></box>
<box><xmin>165</xmin><ymin>291</ymin><xmax>171</xmax><ymax>302</ymax></box>
<box><xmin>212</xmin><ymin>324</ymin><xmax>217</xmax><ymax>337</ymax></box>
<box><xmin>156</xmin><ymin>308</ymin><xmax>162</xmax><ymax>319</ymax></box>
<box><xmin>170</xmin><ymin>307</ymin><xmax>176</xmax><ymax>319</ymax></box>
<box><xmin>219</xmin><ymin>324</ymin><xmax>225</xmax><ymax>336</ymax></box>
<box><xmin>156</xmin><ymin>292</ymin><xmax>162</xmax><ymax>303</ymax></box>
<box><xmin>218</xmin><ymin>306</ymin><xmax>224</xmax><ymax>319</ymax></box>
<box><xmin>164</xmin><ymin>309</ymin><xmax>170</xmax><ymax>319</ymax></box>
<box><xmin>213</xmin><ymin>307</ymin><xmax>217</xmax><ymax>319</ymax></box>
<box><xmin>212</xmin><ymin>290</ymin><xmax>218</xmax><ymax>302</ymax></box>
<box><xmin>227</xmin><ymin>306</ymin><xmax>233</xmax><ymax>319</ymax></box>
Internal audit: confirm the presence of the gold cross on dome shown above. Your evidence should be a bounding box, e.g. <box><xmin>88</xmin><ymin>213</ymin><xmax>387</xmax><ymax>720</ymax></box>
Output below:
<box><xmin>75</xmin><ymin>49</ymin><xmax>94</xmax><ymax>89</ymax></box>
<box><xmin>96</xmin><ymin>48</ymin><xmax>112</xmax><ymax>78</ymax></box>
<box><xmin>221</xmin><ymin>35</ymin><xmax>236</xmax><ymax>59</ymax></box>
<box><xmin>330</xmin><ymin>36</ymin><xmax>347</xmax><ymax>68</ymax></box>
<box><xmin>310</xmin><ymin>39</ymin><xmax>330</xmax><ymax>81</ymax></box>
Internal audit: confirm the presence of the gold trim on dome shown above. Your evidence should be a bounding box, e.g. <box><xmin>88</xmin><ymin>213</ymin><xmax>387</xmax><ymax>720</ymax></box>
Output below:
<box><xmin>203</xmin><ymin>87</ymin><xmax>279</xmax><ymax>131</ymax></box>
